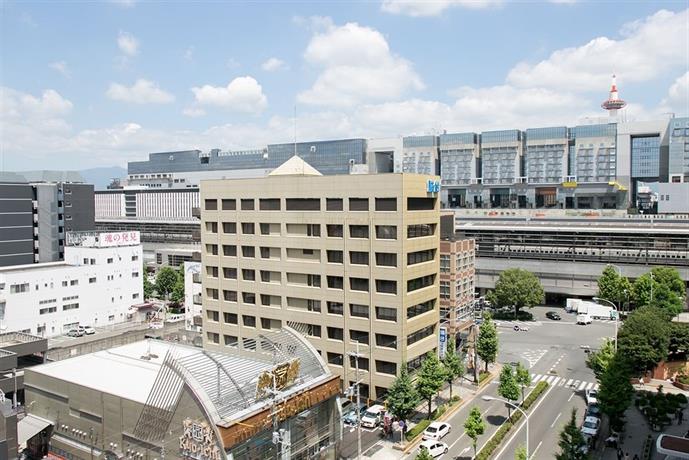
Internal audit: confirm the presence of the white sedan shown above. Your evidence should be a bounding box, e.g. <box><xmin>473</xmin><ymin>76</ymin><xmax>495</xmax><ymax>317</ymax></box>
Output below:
<box><xmin>585</xmin><ymin>389</ymin><xmax>598</xmax><ymax>405</ymax></box>
<box><xmin>422</xmin><ymin>422</ymin><xmax>451</xmax><ymax>441</ymax></box>
<box><xmin>581</xmin><ymin>416</ymin><xmax>600</xmax><ymax>437</ymax></box>
<box><xmin>418</xmin><ymin>440</ymin><xmax>449</xmax><ymax>458</ymax></box>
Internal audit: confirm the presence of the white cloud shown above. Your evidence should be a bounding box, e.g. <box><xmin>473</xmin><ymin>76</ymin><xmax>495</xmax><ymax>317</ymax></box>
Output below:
<box><xmin>1</xmin><ymin>87</ymin><xmax>73</xmax><ymax>119</ymax></box>
<box><xmin>659</xmin><ymin>71</ymin><xmax>689</xmax><ymax>115</ymax></box>
<box><xmin>298</xmin><ymin>21</ymin><xmax>424</xmax><ymax>107</ymax></box>
<box><xmin>507</xmin><ymin>9</ymin><xmax>689</xmax><ymax>92</ymax></box>
<box><xmin>183</xmin><ymin>107</ymin><xmax>206</xmax><ymax>118</ymax></box>
<box><xmin>381</xmin><ymin>0</ymin><xmax>500</xmax><ymax>17</ymax></box>
<box><xmin>226</xmin><ymin>58</ymin><xmax>241</xmax><ymax>69</ymax></box>
<box><xmin>261</xmin><ymin>57</ymin><xmax>287</xmax><ymax>72</ymax></box>
<box><xmin>49</xmin><ymin>61</ymin><xmax>70</xmax><ymax>78</ymax></box>
<box><xmin>106</xmin><ymin>79</ymin><xmax>175</xmax><ymax>104</ymax></box>
<box><xmin>184</xmin><ymin>46</ymin><xmax>194</xmax><ymax>61</ymax></box>
<box><xmin>109</xmin><ymin>0</ymin><xmax>136</xmax><ymax>7</ymax></box>
<box><xmin>117</xmin><ymin>31</ymin><xmax>139</xmax><ymax>56</ymax></box>
<box><xmin>191</xmin><ymin>76</ymin><xmax>267</xmax><ymax>114</ymax></box>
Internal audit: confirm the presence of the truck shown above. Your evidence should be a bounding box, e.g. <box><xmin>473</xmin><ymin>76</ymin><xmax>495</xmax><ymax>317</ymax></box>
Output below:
<box><xmin>566</xmin><ymin>299</ymin><xmax>616</xmax><ymax>320</ymax></box>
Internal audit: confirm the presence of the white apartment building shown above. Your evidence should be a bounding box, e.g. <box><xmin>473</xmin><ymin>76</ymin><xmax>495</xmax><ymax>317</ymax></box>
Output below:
<box><xmin>200</xmin><ymin>157</ymin><xmax>441</xmax><ymax>401</ymax></box>
<box><xmin>0</xmin><ymin>231</ymin><xmax>143</xmax><ymax>337</ymax></box>
<box><xmin>183</xmin><ymin>261</ymin><xmax>202</xmax><ymax>331</ymax></box>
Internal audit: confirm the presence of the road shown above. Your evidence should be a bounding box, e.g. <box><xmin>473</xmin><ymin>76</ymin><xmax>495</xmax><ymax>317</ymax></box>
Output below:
<box><xmin>403</xmin><ymin>306</ymin><xmax>613</xmax><ymax>460</ymax></box>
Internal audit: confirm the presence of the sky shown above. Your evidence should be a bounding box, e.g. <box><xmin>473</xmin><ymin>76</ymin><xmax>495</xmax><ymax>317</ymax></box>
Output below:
<box><xmin>1</xmin><ymin>0</ymin><xmax>688</xmax><ymax>170</ymax></box>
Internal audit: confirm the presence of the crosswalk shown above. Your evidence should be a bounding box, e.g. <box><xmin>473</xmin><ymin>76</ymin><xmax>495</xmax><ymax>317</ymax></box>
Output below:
<box><xmin>530</xmin><ymin>374</ymin><xmax>599</xmax><ymax>391</ymax></box>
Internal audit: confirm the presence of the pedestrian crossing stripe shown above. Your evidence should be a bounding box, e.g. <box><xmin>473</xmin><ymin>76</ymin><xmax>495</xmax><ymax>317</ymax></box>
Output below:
<box><xmin>527</xmin><ymin>374</ymin><xmax>599</xmax><ymax>391</ymax></box>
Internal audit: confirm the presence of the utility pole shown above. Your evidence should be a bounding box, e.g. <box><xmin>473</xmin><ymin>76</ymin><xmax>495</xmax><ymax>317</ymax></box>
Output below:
<box><xmin>347</xmin><ymin>341</ymin><xmax>362</xmax><ymax>460</ymax></box>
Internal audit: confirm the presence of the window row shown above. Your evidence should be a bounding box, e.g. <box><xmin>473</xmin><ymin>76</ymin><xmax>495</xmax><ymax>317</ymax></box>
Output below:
<box><xmin>204</xmin><ymin>197</ymin><xmax>400</xmax><ymax>212</ymax></box>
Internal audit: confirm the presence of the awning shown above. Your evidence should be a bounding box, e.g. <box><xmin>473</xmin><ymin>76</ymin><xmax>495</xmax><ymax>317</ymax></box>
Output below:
<box><xmin>18</xmin><ymin>414</ymin><xmax>52</xmax><ymax>446</ymax></box>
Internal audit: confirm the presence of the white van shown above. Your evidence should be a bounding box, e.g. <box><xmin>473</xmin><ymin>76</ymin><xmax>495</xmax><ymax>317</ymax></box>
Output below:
<box><xmin>577</xmin><ymin>313</ymin><xmax>592</xmax><ymax>325</ymax></box>
<box><xmin>360</xmin><ymin>404</ymin><xmax>385</xmax><ymax>428</ymax></box>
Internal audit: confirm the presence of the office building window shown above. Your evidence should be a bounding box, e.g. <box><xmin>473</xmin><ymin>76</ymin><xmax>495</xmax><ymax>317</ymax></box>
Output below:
<box><xmin>242</xmin><ymin>292</ymin><xmax>256</xmax><ymax>304</ymax></box>
<box><xmin>407</xmin><ymin>197</ymin><xmax>436</xmax><ymax>211</ymax></box>
<box><xmin>223</xmin><ymin>245</ymin><xmax>237</xmax><ymax>256</ymax></box>
<box><xmin>407</xmin><ymin>299</ymin><xmax>435</xmax><ymax>319</ymax></box>
<box><xmin>375</xmin><ymin>361</ymin><xmax>397</xmax><ymax>375</ymax></box>
<box><xmin>375</xmin><ymin>307</ymin><xmax>397</xmax><ymax>322</ymax></box>
<box><xmin>327</xmin><ymin>352</ymin><xmax>344</xmax><ymax>366</ymax></box>
<box><xmin>376</xmin><ymin>333</ymin><xmax>397</xmax><ymax>349</ymax></box>
<box><xmin>224</xmin><ymin>335</ymin><xmax>238</xmax><ymax>347</ymax></box>
<box><xmin>349</xmin><ymin>304</ymin><xmax>369</xmax><ymax>318</ymax></box>
<box><xmin>240</xmin><ymin>199</ymin><xmax>254</xmax><ymax>210</ymax></box>
<box><xmin>206</xmin><ymin>310</ymin><xmax>219</xmax><ymax>322</ymax></box>
<box><xmin>223</xmin><ymin>290</ymin><xmax>237</xmax><ymax>302</ymax></box>
<box><xmin>206</xmin><ymin>244</ymin><xmax>218</xmax><ymax>255</ymax></box>
<box><xmin>440</xmin><ymin>254</ymin><xmax>450</xmax><ymax>272</ymax></box>
<box><xmin>376</xmin><ymin>280</ymin><xmax>397</xmax><ymax>295</ymax></box>
<box><xmin>375</xmin><ymin>198</ymin><xmax>397</xmax><ymax>211</ymax></box>
<box><xmin>221</xmin><ymin>199</ymin><xmax>236</xmax><ymax>210</ymax></box>
<box><xmin>327</xmin><ymin>250</ymin><xmax>343</xmax><ymax>263</ymax></box>
<box><xmin>326</xmin><ymin>198</ymin><xmax>343</xmax><ymax>211</ymax></box>
<box><xmin>327</xmin><ymin>276</ymin><xmax>344</xmax><ymax>289</ymax></box>
<box><xmin>375</xmin><ymin>253</ymin><xmax>397</xmax><ymax>267</ymax></box>
<box><xmin>327</xmin><ymin>302</ymin><xmax>344</xmax><ymax>315</ymax></box>
<box><xmin>409</xmin><ymin>249</ymin><xmax>436</xmax><ymax>266</ymax></box>
<box><xmin>407</xmin><ymin>224</ymin><xmax>436</xmax><ymax>238</ymax></box>
<box><xmin>327</xmin><ymin>224</ymin><xmax>343</xmax><ymax>238</ymax></box>
<box><xmin>327</xmin><ymin>327</ymin><xmax>344</xmax><ymax>341</ymax></box>
<box><xmin>440</xmin><ymin>281</ymin><xmax>450</xmax><ymax>299</ymax></box>
<box><xmin>222</xmin><ymin>222</ymin><xmax>237</xmax><ymax>234</ymax></box>
<box><xmin>349</xmin><ymin>355</ymin><xmax>369</xmax><ymax>371</ymax></box>
<box><xmin>242</xmin><ymin>269</ymin><xmax>256</xmax><ymax>281</ymax></box>
<box><xmin>375</xmin><ymin>225</ymin><xmax>397</xmax><ymax>240</ymax></box>
<box><xmin>286</xmin><ymin>198</ymin><xmax>320</xmax><ymax>211</ymax></box>
<box><xmin>206</xmin><ymin>288</ymin><xmax>218</xmax><ymax>300</ymax></box>
<box><xmin>241</xmin><ymin>246</ymin><xmax>255</xmax><ymax>258</ymax></box>
<box><xmin>206</xmin><ymin>266</ymin><xmax>218</xmax><ymax>278</ymax></box>
<box><xmin>241</xmin><ymin>223</ymin><xmax>255</xmax><ymax>234</ymax></box>
<box><xmin>223</xmin><ymin>312</ymin><xmax>238</xmax><ymax>324</ymax></box>
<box><xmin>223</xmin><ymin>267</ymin><xmax>237</xmax><ymax>279</ymax></box>
<box><xmin>349</xmin><ymin>278</ymin><xmax>369</xmax><ymax>292</ymax></box>
<box><xmin>350</xmin><ymin>330</ymin><xmax>369</xmax><ymax>345</ymax></box>
<box><xmin>408</xmin><ymin>274</ymin><xmax>436</xmax><ymax>292</ymax></box>
<box><xmin>407</xmin><ymin>325</ymin><xmax>435</xmax><ymax>345</ymax></box>
<box><xmin>259</xmin><ymin>198</ymin><xmax>280</xmax><ymax>210</ymax></box>
<box><xmin>204</xmin><ymin>199</ymin><xmax>217</xmax><ymax>211</ymax></box>
<box><xmin>206</xmin><ymin>332</ymin><xmax>219</xmax><ymax>344</ymax></box>
<box><xmin>349</xmin><ymin>198</ymin><xmax>369</xmax><ymax>211</ymax></box>
<box><xmin>349</xmin><ymin>225</ymin><xmax>369</xmax><ymax>239</ymax></box>
<box><xmin>242</xmin><ymin>315</ymin><xmax>256</xmax><ymax>327</ymax></box>
<box><xmin>206</xmin><ymin>222</ymin><xmax>218</xmax><ymax>233</ymax></box>
<box><xmin>349</xmin><ymin>251</ymin><xmax>369</xmax><ymax>265</ymax></box>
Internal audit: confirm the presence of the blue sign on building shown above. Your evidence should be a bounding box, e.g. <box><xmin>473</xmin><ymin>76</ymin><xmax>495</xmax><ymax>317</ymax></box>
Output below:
<box><xmin>427</xmin><ymin>180</ymin><xmax>440</xmax><ymax>193</ymax></box>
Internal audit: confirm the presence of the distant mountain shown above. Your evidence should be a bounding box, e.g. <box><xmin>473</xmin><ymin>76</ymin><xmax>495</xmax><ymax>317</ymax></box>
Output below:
<box><xmin>80</xmin><ymin>166</ymin><xmax>127</xmax><ymax>190</ymax></box>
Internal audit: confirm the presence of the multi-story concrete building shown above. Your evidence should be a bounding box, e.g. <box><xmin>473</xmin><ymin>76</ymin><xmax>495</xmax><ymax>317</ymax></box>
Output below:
<box><xmin>0</xmin><ymin>231</ymin><xmax>142</xmax><ymax>337</ymax></box>
<box><xmin>22</xmin><ymin>329</ymin><xmax>342</xmax><ymax>459</ymax></box>
<box><xmin>0</xmin><ymin>172</ymin><xmax>95</xmax><ymax>267</ymax></box>
<box><xmin>396</xmin><ymin>135</ymin><xmax>439</xmax><ymax>175</ymax></box>
<box><xmin>669</xmin><ymin>117</ymin><xmax>689</xmax><ymax>183</ymax></box>
<box><xmin>439</xmin><ymin>236</ymin><xmax>475</xmax><ymax>334</ymax></box>
<box><xmin>200</xmin><ymin>157</ymin><xmax>441</xmax><ymax>400</ymax></box>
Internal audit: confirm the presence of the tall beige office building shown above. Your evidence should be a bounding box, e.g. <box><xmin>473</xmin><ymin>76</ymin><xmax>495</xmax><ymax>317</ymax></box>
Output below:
<box><xmin>200</xmin><ymin>157</ymin><xmax>440</xmax><ymax>400</ymax></box>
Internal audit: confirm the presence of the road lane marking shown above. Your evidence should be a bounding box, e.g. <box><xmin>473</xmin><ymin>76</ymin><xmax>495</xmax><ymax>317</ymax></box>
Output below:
<box><xmin>550</xmin><ymin>412</ymin><xmax>562</xmax><ymax>428</ymax></box>
<box><xmin>585</xmin><ymin>382</ymin><xmax>594</xmax><ymax>390</ymax></box>
<box><xmin>448</xmin><ymin>432</ymin><xmax>466</xmax><ymax>450</ymax></box>
<box><xmin>577</xmin><ymin>381</ymin><xmax>587</xmax><ymax>391</ymax></box>
<box><xmin>594</xmin><ymin>383</ymin><xmax>600</xmax><ymax>390</ymax></box>
<box><xmin>494</xmin><ymin>384</ymin><xmax>556</xmax><ymax>460</ymax></box>
<box><xmin>568</xmin><ymin>392</ymin><xmax>575</xmax><ymax>402</ymax></box>
<box><xmin>566</xmin><ymin>379</ymin><xmax>573</xmax><ymax>387</ymax></box>
<box><xmin>530</xmin><ymin>440</ymin><xmax>543</xmax><ymax>459</ymax></box>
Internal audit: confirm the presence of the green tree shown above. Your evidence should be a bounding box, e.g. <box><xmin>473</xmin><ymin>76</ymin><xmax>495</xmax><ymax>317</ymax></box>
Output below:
<box><xmin>476</xmin><ymin>314</ymin><xmax>498</xmax><ymax>372</ymax></box>
<box><xmin>155</xmin><ymin>266</ymin><xmax>178</xmax><ymax>300</ymax></box>
<box><xmin>442</xmin><ymin>337</ymin><xmax>464</xmax><ymax>400</ymax></box>
<box><xmin>415</xmin><ymin>447</ymin><xmax>434</xmax><ymax>460</ymax></box>
<box><xmin>515</xmin><ymin>445</ymin><xmax>528</xmax><ymax>460</ymax></box>
<box><xmin>498</xmin><ymin>365</ymin><xmax>520</xmax><ymax>418</ymax></box>
<box><xmin>598</xmin><ymin>356</ymin><xmax>634</xmax><ymax>428</ymax></box>
<box><xmin>617</xmin><ymin>306</ymin><xmax>670</xmax><ymax>373</ymax></box>
<box><xmin>486</xmin><ymin>268</ymin><xmax>545</xmax><ymax>317</ymax></box>
<box><xmin>464</xmin><ymin>406</ymin><xmax>485</xmax><ymax>459</ymax></box>
<box><xmin>143</xmin><ymin>266</ymin><xmax>154</xmax><ymax>299</ymax></box>
<box><xmin>556</xmin><ymin>408</ymin><xmax>589</xmax><ymax>460</ymax></box>
<box><xmin>386</xmin><ymin>368</ymin><xmax>420</xmax><ymax>425</ymax></box>
<box><xmin>597</xmin><ymin>265</ymin><xmax>632</xmax><ymax>309</ymax></box>
<box><xmin>669</xmin><ymin>322</ymin><xmax>689</xmax><ymax>358</ymax></box>
<box><xmin>633</xmin><ymin>268</ymin><xmax>685</xmax><ymax>316</ymax></box>
<box><xmin>415</xmin><ymin>352</ymin><xmax>446</xmax><ymax>418</ymax></box>
<box><xmin>169</xmin><ymin>267</ymin><xmax>185</xmax><ymax>304</ymax></box>
<box><xmin>514</xmin><ymin>362</ymin><xmax>531</xmax><ymax>404</ymax></box>
<box><xmin>586</xmin><ymin>338</ymin><xmax>616</xmax><ymax>380</ymax></box>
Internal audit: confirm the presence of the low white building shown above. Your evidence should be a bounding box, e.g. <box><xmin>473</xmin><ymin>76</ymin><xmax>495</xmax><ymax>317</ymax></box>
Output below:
<box><xmin>0</xmin><ymin>231</ymin><xmax>143</xmax><ymax>337</ymax></box>
<box><xmin>183</xmin><ymin>261</ymin><xmax>202</xmax><ymax>331</ymax></box>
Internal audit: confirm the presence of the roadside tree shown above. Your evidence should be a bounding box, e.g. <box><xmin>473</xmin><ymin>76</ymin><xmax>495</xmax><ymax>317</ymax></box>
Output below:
<box><xmin>497</xmin><ymin>365</ymin><xmax>520</xmax><ymax>418</ymax></box>
<box><xmin>597</xmin><ymin>265</ymin><xmax>632</xmax><ymax>309</ymax></box>
<box><xmin>143</xmin><ymin>267</ymin><xmax>154</xmax><ymax>299</ymax></box>
<box><xmin>617</xmin><ymin>306</ymin><xmax>670</xmax><ymax>373</ymax></box>
<box><xmin>632</xmin><ymin>267</ymin><xmax>684</xmax><ymax>316</ymax></box>
<box><xmin>515</xmin><ymin>445</ymin><xmax>528</xmax><ymax>460</ymax></box>
<box><xmin>514</xmin><ymin>362</ymin><xmax>531</xmax><ymax>404</ymax></box>
<box><xmin>556</xmin><ymin>408</ymin><xmax>589</xmax><ymax>460</ymax></box>
<box><xmin>598</xmin><ymin>356</ymin><xmax>634</xmax><ymax>429</ymax></box>
<box><xmin>464</xmin><ymin>406</ymin><xmax>485</xmax><ymax>459</ymax></box>
<box><xmin>387</xmin><ymin>368</ymin><xmax>420</xmax><ymax>426</ymax></box>
<box><xmin>442</xmin><ymin>337</ymin><xmax>464</xmax><ymax>400</ymax></box>
<box><xmin>415</xmin><ymin>352</ymin><xmax>446</xmax><ymax>418</ymax></box>
<box><xmin>155</xmin><ymin>266</ymin><xmax>178</xmax><ymax>300</ymax></box>
<box><xmin>476</xmin><ymin>314</ymin><xmax>498</xmax><ymax>372</ymax></box>
<box><xmin>586</xmin><ymin>338</ymin><xmax>616</xmax><ymax>381</ymax></box>
<box><xmin>415</xmin><ymin>448</ymin><xmax>433</xmax><ymax>460</ymax></box>
<box><xmin>486</xmin><ymin>268</ymin><xmax>544</xmax><ymax>317</ymax></box>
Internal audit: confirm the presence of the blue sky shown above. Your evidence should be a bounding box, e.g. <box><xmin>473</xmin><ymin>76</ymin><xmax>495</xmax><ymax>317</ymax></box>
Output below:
<box><xmin>1</xmin><ymin>0</ymin><xmax>688</xmax><ymax>169</ymax></box>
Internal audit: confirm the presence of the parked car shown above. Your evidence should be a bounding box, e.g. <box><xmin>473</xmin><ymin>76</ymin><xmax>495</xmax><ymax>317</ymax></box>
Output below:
<box><xmin>586</xmin><ymin>403</ymin><xmax>601</xmax><ymax>419</ymax></box>
<box><xmin>79</xmin><ymin>326</ymin><xmax>96</xmax><ymax>335</ymax></box>
<box><xmin>513</xmin><ymin>324</ymin><xmax>529</xmax><ymax>331</ymax></box>
<box><xmin>66</xmin><ymin>329</ymin><xmax>84</xmax><ymax>337</ymax></box>
<box><xmin>585</xmin><ymin>389</ymin><xmax>598</xmax><ymax>406</ymax></box>
<box><xmin>545</xmin><ymin>311</ymin><xmax>561</xmax><ymax>320</ymax></box>
<box><xmin>340</xmin><ymin>399</ymin><xmax>353</xmax><ymax>414</ymax></box>
<box><xmin>418</xmin><ymin>440</ymin><xmax>449</xmax><ymax>458</ymax></box>
<box><xmin>343</xmin><ymin>403</ymin><xmax>367</xmax><ymax>425</ymax></box>
<box><xmin>422</xmin><ymin>422</ymin><xmax>451</xmax><ymax>441</ymax></box>
<box><xmin>360</xmin><ymin>404</ymin><xmax>385</xmax><ymax>428</ymax></box>
<box><xmin>581</xmin><ymin>416</ymin><xmax>600</xmax><ymax>437</ymax></box>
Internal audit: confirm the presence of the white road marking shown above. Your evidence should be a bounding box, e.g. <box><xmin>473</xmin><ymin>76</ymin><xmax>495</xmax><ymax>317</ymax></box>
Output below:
<box><xmin>568</xmin><ymin>392</ymin><xmax>575</xmax><ymax>402</ymax></box>
<box><xmin>448</xmin><ymin>432</ymin><xmax>466</xmax><ymax>450</ymax></box>
<box><xmin>530</xmin><ymin>440</ymin><xmax>544</xmax><ymax>459</ymax></box>
<box><xmin>594</xmin><ymin>383</ymin><xmax>600</xmax><ymax>390</ymax></box>
<box><xmin>585</xmin><ymin>382</ymin><xmax>595</xmax><ymax>390</ymax></box>
<box><xmin>552</xmin><ymin>377</ymin><xmax>561</xmax><ymax>386</ymax></box>
<box><xmin>577</xmin><ymin>381</ymin><xmax>587</xmax><ymax>391</ymax></box>
<box><xmin>573</xmin><ymin>380</ymin><xmax>580</xmax><ymax>388</ymax></box>
<box><xmin>565</xmin><ymin>379</ymin><xmax>574</xmax><ymax>387</ymax></box>
<box><xmin>550</xmin><ymin>412</ymin><xmax>562</xmax><ymax>428</ymax></box>
<box><xmin>558</xmin><ymin>379</ymin><xmax>566</xmax><ymax>387</ymax></box>
<box><xmin>546</xmin><ymin>376</ymin><xmax>556</xmax><ymax>385</ymax></box>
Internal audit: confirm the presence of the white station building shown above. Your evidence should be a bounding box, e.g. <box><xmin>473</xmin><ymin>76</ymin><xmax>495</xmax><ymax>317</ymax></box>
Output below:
<box><xmin>0</xmin><ymin>231</ymin><xmax>143</xmax><ymax>337</ymax></box>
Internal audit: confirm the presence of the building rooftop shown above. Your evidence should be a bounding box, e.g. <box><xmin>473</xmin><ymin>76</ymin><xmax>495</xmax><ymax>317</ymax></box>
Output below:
<box><xmin>268</xmin><ymin>156</ymin><xmax>323</xmax><ymax>177</ymax></box>
<box><xmin>28</xmin><ymin>327</ymin><xmax>331</xmax><ymax>426</ymax></box>
<box><xmin>0</xmin><ymin>261</ymin><xmax>70</xmax><ymax>274</ymax></box>
<box><xmin>0</xmin><ymin>170</ymin><xmax>85</xmax><ymax>183</ymax></box>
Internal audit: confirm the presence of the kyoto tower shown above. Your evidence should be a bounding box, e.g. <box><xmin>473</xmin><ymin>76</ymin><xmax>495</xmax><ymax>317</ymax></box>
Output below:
<box><xmin>601</xmin><ymin>74</ymin><xmax>627</xmax><ymax>119</ymax></box>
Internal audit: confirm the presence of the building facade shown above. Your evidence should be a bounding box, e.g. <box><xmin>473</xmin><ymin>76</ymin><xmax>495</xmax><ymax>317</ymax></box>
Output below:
<box><xmin>668</xmin><ymin>117</ymin><xmax>689</xmax><ymax>183</ymax></box>
<box><xmin>22</xmin><ymin>329</ymin><xmax>341</xmax><ymax>460</ymax></box>
<box><xmin>200</xmin><ymin>158</ymin><xmax>441</xmax><ymax>400</ymax></box>
<box><xmin>439</xmin><ymin>238</ymin><xmax>475</xmax><ymax>334</ymax></box>
<box><xmin>0</xmin><ymin>177</ymin><xmax>95</xmax><ymax>268</ymax></box>
<box><xmin>95</xmin><ymin>187</ymin><xmax>200</xmax><ymax>219</ymax></box>
<box><xmin>0</xmin><ymin>231</ymin><xmax>143</xmax><ymax>337</ymax></box>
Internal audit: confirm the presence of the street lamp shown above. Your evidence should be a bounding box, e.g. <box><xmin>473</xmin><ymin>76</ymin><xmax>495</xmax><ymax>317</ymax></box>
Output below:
<box><xmin>482</xmin><ymin>395</ymin><xmax>529</xmax><ymax>458</ymax></box>
<box><xmin>593</xmin><ymin>297</ymin><xmax>619</xmax><ymax>352</ymax></box>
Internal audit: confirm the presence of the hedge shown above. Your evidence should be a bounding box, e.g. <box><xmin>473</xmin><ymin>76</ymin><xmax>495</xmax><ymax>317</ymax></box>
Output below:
<box><xmin>474</xmin><ymin>381</ymin><xmax>550</xmax><ymax>460</ymax></box>
<box><xmin>406</xmin><ymin>419</ymin><xmax>431</xmax><ymax>441</ymax></box>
